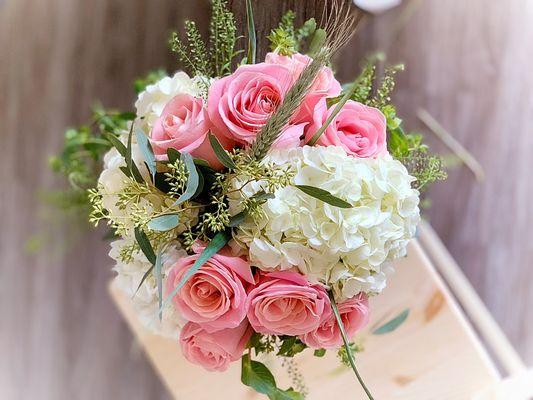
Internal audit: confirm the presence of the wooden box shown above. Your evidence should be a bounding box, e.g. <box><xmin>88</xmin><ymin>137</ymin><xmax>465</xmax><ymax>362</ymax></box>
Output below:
<box><xmin>110</xmin><ymin>224</ymin><xmax>526</xmax><ymax>399</ymax></box>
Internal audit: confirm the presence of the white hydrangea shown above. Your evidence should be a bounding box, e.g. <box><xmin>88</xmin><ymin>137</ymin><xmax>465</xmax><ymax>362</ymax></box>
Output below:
<box><xmin>110</xmin><ymin>238</ymin><xmax>188</xmax><ymax>338</ymax></box>
<box><xmin>134</xmin><ymin>71</ymin><xmax>202</xmax><ymax>129</ymax></box>
<box><xmin>232</xmin><ymin>146</ymin><xmax>420</xmax><ymax>298</ymax></box>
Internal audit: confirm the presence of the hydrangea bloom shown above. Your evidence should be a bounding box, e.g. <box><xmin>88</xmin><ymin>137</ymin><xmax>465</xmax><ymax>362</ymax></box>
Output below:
<box><xmin>232</xmin><ymin>146</ymin><xmax>420</xmax><ymax>298</ymax></box>
<box><xmin>135</xmin><ymin>71</ymin><xmax>202</xmax><ymax>129</ymax></box>
<box><xmin>110</xmin><ymin>238</ymin><xmax>188</xmax><ymax>338</ymax></box>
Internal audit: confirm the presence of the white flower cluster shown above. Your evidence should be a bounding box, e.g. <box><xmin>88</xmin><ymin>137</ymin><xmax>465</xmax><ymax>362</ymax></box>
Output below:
<box><xmin>110</xmin><ymin>238</ymin><xmax>188</xmax><ymax>338</ymax></box>
<box><xmin>233</xmin><ymin>146</ymin><xmax>420</xmax><ymax>299</ymax></box>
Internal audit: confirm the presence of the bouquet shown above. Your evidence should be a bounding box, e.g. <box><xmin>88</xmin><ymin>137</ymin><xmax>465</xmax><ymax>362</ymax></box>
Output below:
<box><xmin>52</xmin><ymin>1</ymin><xmax>446</xmax><ymax>398</ymax></box>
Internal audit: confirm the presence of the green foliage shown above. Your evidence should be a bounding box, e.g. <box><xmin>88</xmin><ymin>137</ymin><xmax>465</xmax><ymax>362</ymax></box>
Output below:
<box><xmin>368</xmin><ymin>64</ymin><xmax>404</xmax><ymax>109</ymax></box>
<box><xmin>313</xmin><ymin>349</ymin><xmax>326</xmax><ymax>357</ymax></box>
<box><xmin>267</xmin><ymin>11</ymin><xmax>318</xmax><ymax>56</ymax></box>
<box><xmin>49</xmin><ymin>106</ymin><xmax>134</xmax><ymax>211</ymax></box>
<box><xmin>385</xmin><ymin>106</ymin><xmax>447</xmax><ymax>191</ymax></box>
<box><xmin>277</xmin><ymin>336</ymin><xmax>307</xmax><ymax>357</ymax></box>
<box><xmin>209</xmin><ymin>0</ymin><xmax>239</xmax><ymax>76</ymax></box>
<box><xmin>169</xmin><ymin>0</ymin><xmax>238</xmax><ymax>79</ymax></box>
<box><xmin>241</xmin><ymin>354</ymin><xmax>304</xmax><ymax>400</ymax></box>
<box><xmin>337</xmin><ymin>342</ymin><xmax>364</xmax><ymax>367</ymax></box>
<box><xmin>326</xmin><ymin>56</ymin><xmax>446</xmax><ymax>193</ymax></box>
<box><xmin>133</xmin><ymin>69</ymin><xmax>166</xmax><ymax>94</ymax></box>
<box><xmin>295</xmin><ymin>185</ymin><xmax>352</xmax><ymax>208</ymax></box>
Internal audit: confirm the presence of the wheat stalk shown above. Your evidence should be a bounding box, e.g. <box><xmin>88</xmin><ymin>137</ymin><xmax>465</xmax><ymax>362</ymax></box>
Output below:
<box><xmin>248</xmin><ymin>0</ymin><xmax>362</xmax><ymax>161</ymax></box>
<box><xmin>247</xmin><ymin>48</ymin><xmax>330</xmax><ymax>161</ymax></box>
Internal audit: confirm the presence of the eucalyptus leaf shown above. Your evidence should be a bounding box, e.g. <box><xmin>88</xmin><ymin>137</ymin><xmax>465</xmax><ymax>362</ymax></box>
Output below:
<box><xmin>135</xmin><ymin>128</ymin><xmax>156</xmax><ymax>181</ymax></box>
<box><xmin>295</xmin><ymin>185</ymin><xmax>352</xmax><ymax>208</ymax></box>
<box><xmin>209</xmin><ymin>134</ymin><xmax>236</xmax><ymax>170</ymax></box>
<box><xmin>173</xmin><ymin>152</ymin><xmax>200</xmax><ymax>206</ymax></box>
<box><xmin>133</xmin><ymin>264</ymin><xmax>154</xmax><ymax>297</ymax></box>
<box><xmin>228</xmin><ymin>211</ymin><xmax>246</xmax><ymax>227</ymax></box>
<box><xmin>104</xmin><ymin>133</ymin><xmax>127</xmax><ymax>156</ymax></box>
<box><xmin>154</xmin><ymin>251</ymin><xmax>163</xmax><ymax>321</ymax></box>
<box><xmin>147</xmin><ymin>214</ymin><xmax>180</xmax><ymax>232</ymax></box>
<box><xmin>134</xmin><ymin>227</ymin><xmax>156</xmax><ymax>265</ymax></box>
<box><xmin>373</xmin><ymin>309</ymin><xmax>410</xmax><ymax>335</ymax></box>
<box><xmin>160</xmin><ymin>231</ymin><xmax>230</xmax><ymax>313</ymax></box>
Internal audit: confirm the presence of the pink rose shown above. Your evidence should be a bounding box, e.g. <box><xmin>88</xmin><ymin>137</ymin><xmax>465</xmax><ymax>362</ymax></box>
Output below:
<box><xmin>265</xmin><ymin>52</ymin><xmax>341</xmax><ymax>122</ymax></box>
<box><xmin>300</xmin><ymin>293</ymin><xmax>370</xmax><ymax>349</ymax></box>
<box><xmin>150</xmin><ymin>94</ymin><xmax>233</xmax><ymax>169</ymax></box>
<box><xmin>180</xmin><ymin>320</ymin><xmax>252</xmax><ymax>372</ymax></box>
<box><xmin>246</xmin><ymin>271</ymin><xmax>329</xmax><ymax>336</ymax></box>
<box><xmin>207</xmin><ymin>62</ymin><xmax>306</xmax><ymax>148</ymax></box>
<box><xmin>305</xmin><ymin>99</ymin><xmax>387</xmax><ymax>158</ymax></box>
<box><xmin>166</xmin><ymin>243</ymin><xmax>254</xmax><ymax>332</ymax></box>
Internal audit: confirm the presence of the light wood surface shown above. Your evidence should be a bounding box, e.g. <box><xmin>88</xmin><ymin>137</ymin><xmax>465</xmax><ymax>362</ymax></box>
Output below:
<box><xmin>1</xmin><ymin>0</ymin><xmax>532</xmax><ymax>399</ymax></box>
<box><xmin>110</xmin><ymin>241</ymin><xmax>500</xmax><ymax>400</ymax></box>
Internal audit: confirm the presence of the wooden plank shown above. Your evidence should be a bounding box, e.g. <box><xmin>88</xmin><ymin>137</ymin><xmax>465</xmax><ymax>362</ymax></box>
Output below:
<box><xmin>110</xmin><ymin>240</ymin><xmax>500</xmax><ymax>400</ymax></box>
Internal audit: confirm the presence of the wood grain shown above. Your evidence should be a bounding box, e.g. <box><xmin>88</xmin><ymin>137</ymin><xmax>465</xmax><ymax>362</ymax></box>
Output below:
<box><xmin>0</xmin><ymin>0</ymin><xmax>531</xmax><ymax>399</ymax></box>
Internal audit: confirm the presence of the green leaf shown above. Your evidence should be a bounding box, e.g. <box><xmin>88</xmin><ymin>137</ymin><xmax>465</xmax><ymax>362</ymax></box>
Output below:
<box><xmin>147</xmin><ymin>214</ymin><xmax>180</xmax><ymax>232</ymax></box>
<box><xmin>134</xmin><ymin>227</ymin><xmax>156</xmax><ymax>265</ymax></box>
<box><xmin>277</xmin><ymin>336</ymin><xmax>306</xmax><ymax>357</ymax></box>
<box><xmin>314</xmin><ymin>349</ymin><xmax>326</xmax><ymax>357</ymax></box>
<box><xmin>160</xmin><ymin>231</ymin><xmax>230</xmax><ymax>313</ymax></box>
<box><xmin>227</xmin><ymin>211</ymin><xmax>246</xmax><ymax>227</ymax></box>
<box><xmin>295</xmin><ymin>185</ymin><xmax>352</xmax><ymax>208</ymax></box>
<box><xmin>373</xmin><ymin>309</ymin><xmax>410</xmax><ymax>335</ymax></box>
<box><xmin>135</xmin><ymin>128</ymin><xmax>156</xmax><ymax>181</ymax></box>
<box><xmin>208</xmin><ymin>134</ymin><xmax>236</xmax><ymax>170</ymax></box>
<box><xmin>270</xmin><ymin>388</ymin><xmax>304</xmax><ymax>400</ymax></box>
<box><xmin>173</xmin><ymin>152</ymin><xmax>200</xmax><ymax>206</ymax></box>
<box><xmin>107</xmin><ymin>131</ymin><xmax>144</xmax><ymax>183</ymax></box>
<box><xmin>241</xmin><ymin>354</ymin><xmax>304</xmax><ymax>400</ymax></box>
<box><xmin>133</xmin><ymin>264</ymin><xmax>154</xmax><ymax>297</ymax></box>
<box><xmin>154</xmin><ymin>251</ymin><xmax>163</xmax><ymax>321</ymax></box>
<box><xmin>104</xmin><ymin>133</ymin><xmax>127</xmax><ymax>156</ymax></box>
<box><xmin>245</xmin><ymin>0</ymin><xmax>256</xmax><ymax>64</ymax></box>
<box><xmin>167</xmin><ymin>148</ymin><xmax>181</xmax><ymax>164</ymax></box>
<box><xmin>241</xmin><ymin>354</ymin><xmax>277</xmax><ymax>395</ymax></box>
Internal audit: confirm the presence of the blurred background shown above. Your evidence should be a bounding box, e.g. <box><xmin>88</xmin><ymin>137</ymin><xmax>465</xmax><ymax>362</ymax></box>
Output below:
<box><xmin>1</xmin><ymin>0</ymin><xmax>532</xmax><ymax>398</ymax></box>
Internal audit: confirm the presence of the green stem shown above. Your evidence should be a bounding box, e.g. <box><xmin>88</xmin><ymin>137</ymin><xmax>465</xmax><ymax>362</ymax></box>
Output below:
<box><xmin>328</xmin><ymin>290</ymin><xmax>375</xmax><ymax>400</ymax></box>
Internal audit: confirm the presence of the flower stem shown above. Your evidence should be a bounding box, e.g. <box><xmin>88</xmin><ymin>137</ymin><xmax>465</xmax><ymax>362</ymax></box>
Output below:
<box><xmin>328</xmin><ymin>290</ymin><xmax>375</xmax><ymax>400</ymax></box>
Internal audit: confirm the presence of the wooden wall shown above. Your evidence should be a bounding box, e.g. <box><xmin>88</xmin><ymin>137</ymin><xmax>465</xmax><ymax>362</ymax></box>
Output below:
<box><xmin>0</xmin><ymin>0</ymin><xmax>531</xmax><ymax>399</ymax></box>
